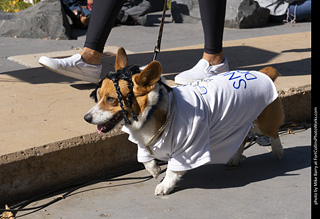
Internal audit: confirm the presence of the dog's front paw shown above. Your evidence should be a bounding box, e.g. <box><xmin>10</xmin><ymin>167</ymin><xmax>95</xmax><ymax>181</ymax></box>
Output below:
<box><xmin>155</xmin><ymin>181</ymin><xmax>175</xmax><ymax>196</ymax></box>
<box><xmin>143</xmin><ymin>160</ymin><xmax>161</xmax><ymax>179</ymax></box>
<box><xmin>154</xmin><ymin>169</ymin><xmax>186</xmax><ymax>196</ymax></box>
<box><xmin>150</xmin><ymin>165</ymin><xmax>161</xmax><ymax>179</ymax></box>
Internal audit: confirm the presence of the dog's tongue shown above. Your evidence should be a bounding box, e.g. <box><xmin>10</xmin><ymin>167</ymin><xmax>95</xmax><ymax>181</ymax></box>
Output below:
<box><xmin>97</xmin><ymin>125</ymin><xmax>104</xmax><ymax>134</ymax></box>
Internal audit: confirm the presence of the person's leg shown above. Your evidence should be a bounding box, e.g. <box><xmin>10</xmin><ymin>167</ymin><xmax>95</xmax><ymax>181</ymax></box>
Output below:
<box><xmin>118</xmin><ymin>0</ymin><xmax>165</xmax><ymax>26</ymax></box>
<box><xmin>288</xmin><ymin>0</ymin><xmax>311</xmax><ymax>22</ymax></box>
<box><xmin>125</xmin><ymin>0</ymin><xmax>152</xmax><ymax>17</ymax></box>
<box><xmin>175</xmin><ymin>0</ymin><xmax>228</xmax><ymax>84</ymax></box>
<box><xmin>39</xmin><ymin>0</ymin><xmax>125</xmax><ymax>83</ymax></box>
<box><xmin>199</xmin><ymin>0</ymin><xmax>226</xmax><ymax>65</ymax></box>
<box><xmin>270</xmin><ymin>0</ymin><xmax>311</xmax><ymax>23</ymax></box>
<box><xmin>117</xmin><ymin>0</ymin><xmax>151</xmax><ymax>25</ymax></box>
<box><xmin>82</xmin><ymin>0</ymin><xmax>126</xmax><ymax>65</ymax></box>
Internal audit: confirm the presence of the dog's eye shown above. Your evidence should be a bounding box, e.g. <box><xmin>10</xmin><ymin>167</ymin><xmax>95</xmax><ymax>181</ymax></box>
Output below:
<box><xmin>106</xmin><ymin>96</ymin><xmax>116</xmax><ymax>103</ymax></box>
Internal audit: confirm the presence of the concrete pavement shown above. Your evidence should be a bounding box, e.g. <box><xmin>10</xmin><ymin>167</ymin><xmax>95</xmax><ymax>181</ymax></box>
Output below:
<box><xmin>0</xmin><ymin>19</ymin><xmax>311</xmax><ymax>213</ymax></box>
<box><xmin>17</xmin><ymin>128</ymin><xmax>312</xmax><ymax>219</ymax></box>
<box><xmin>0</xmin><ymin>31</ymin><xmax>311</xmax><ymax>155</ymax></box>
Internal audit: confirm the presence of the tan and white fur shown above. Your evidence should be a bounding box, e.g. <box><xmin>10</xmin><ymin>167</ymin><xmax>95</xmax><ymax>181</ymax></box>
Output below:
<box><xmin>84</xmin><ymin>47</ymin><xmax>284</xmax><ymax>196</ymax></box>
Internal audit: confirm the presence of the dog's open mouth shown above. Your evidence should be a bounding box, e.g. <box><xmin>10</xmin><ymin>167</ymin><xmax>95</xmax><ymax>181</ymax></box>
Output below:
<box><xmin>97</xmin><ymin>112</ymin><xmax>124</xmax><ymax>134</ymax></box>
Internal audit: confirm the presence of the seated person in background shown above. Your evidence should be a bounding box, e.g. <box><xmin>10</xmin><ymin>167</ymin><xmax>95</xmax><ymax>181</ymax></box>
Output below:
<box><xmin>116</xmin><ymin>0</ymin><xmax>165</xmax><ymax>26</ymax></box>
<box><xmin>256</xmin><ymin>0</ymin><xmax>311</xmax><ymax>23</ymax></box>
<box><xmin>62</xmin><ymin>0</ymin><xmax>93</xmax><ymax>28</ymax></box>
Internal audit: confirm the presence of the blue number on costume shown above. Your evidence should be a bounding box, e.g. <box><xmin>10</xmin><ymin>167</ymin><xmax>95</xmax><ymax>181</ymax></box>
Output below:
<box><xmin>199</xmin><ymin>86</ymin><xmax>208</xmax><ymax>95</ymax></box>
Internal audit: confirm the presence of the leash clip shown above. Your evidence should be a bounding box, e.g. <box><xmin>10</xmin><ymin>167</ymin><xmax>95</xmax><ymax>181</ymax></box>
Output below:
<box><xmin>153</xmin><ymin>46</ymin><xmax>160</xmax><ymax>61</ymax></box>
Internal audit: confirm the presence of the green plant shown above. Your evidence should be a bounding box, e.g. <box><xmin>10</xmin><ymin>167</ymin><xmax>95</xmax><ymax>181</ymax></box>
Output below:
<box><xmin>0</xmin><ymin>0</ymin><xmax>39</xmax><ymax>13</ymax></box>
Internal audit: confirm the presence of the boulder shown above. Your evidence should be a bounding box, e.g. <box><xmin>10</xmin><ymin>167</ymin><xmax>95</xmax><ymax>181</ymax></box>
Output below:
<box><xmin>171</xmin><ymin>0</ymin><xmax>270</xmax><ymax>28</ymax></box>
<box><xmin>171</xmin><ymin>0</ymin><xmax>201</xmax><ymax>24</ymax></box>
<box><xmin>225</xmin><ymin>0</ymin><xmax>270</xmax><ymax>28</ymax></box>
<box><xmin>0</xmin><ymin>0</ymin><xmax>71</xmax><ymax>39</ymax></box>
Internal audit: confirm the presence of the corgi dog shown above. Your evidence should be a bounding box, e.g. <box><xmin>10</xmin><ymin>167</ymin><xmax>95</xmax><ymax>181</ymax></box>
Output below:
<box><xmin>84</xmin><ymin>47</ymin><xmax>284</xmax><ymax>196</ymax></box>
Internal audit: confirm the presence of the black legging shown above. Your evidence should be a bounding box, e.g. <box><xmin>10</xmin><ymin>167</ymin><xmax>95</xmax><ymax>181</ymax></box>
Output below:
<box><xmin>199</xmin><ymin>0</ymin><xmax>226</xmax><ymax>54</ymax></box>
<box><xmin>84</xmin><ymin>0</ymin><xmax>226</xmax><ymax>55</ymax></box>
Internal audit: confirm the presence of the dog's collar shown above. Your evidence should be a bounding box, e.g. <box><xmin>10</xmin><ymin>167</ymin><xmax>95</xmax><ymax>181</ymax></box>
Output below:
<box><xmin>158</xmin><ymin>78</ymin><xmax>173</xmax><ymax>93</ymax></box>
<box><xmin>146</xmin><ymin>79</ymin><xmax>172</xmax><ymax>122</ymax></box>
<box><xmin>144</xmin><ymin>89</ymin><xmax>176</xmax><ymax>156</ymax></box>
<box><xmin>146</xmin><ymin>88</ymin><xmax>163</xmax><ymax>121</ymax></box>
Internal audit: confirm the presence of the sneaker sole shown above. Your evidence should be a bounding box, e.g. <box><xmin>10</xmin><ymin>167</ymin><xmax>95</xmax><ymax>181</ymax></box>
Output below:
<box><xmin>175</xmin><ymin>62</ymin><xmax>230</xmax><ymax>85</ymax></box>
<box><xmin>174</xmin><ymin>76</ymin><xmax>201</xmax><ymax>85</ymax></box>
<box><xmin>38</xmin><ymin>56</ymin><xmax>100</xmax><ymax>84</ymax></box>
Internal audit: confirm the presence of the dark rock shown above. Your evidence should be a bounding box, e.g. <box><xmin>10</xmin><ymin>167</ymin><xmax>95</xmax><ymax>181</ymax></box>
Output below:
<box><xmin>225</xmin><ymin>0</ymin><xmax>270</xmax><ymax>28</ymax></box>
<box><xmin>171</xmin><ymin>0</ymin><xmax>270</xmax><ymax>28</ymax></box>
<box><xmin>0</xmin><ymin>0</ymin><xmax>71</xmax><ymax>39</ymax></box>
<box><xmin>171</xmin><ymin>0</ymin><xmax>201</xmax><ymax>24</ymax></box>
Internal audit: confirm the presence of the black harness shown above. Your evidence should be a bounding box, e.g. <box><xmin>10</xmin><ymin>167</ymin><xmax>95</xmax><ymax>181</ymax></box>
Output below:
<box><xmin>90</xmin><ymin>65</ymin><xmax>172</xmax><ymax>125</ymax></box>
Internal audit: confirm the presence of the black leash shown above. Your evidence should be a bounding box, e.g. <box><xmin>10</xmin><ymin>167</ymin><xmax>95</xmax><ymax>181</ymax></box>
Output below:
<box><xmin>153</xmin><ymin>0</ymin><xmax>168</xmax><ymax>61</ymax></box>
<box><xmin>1</xmin><ymin>165</ymin><xmax>168</xmax><ymax>217</ymax></box>
<box><xmin>243</xmin><ymin>122</ymin><xmax>311</xmax><ymax>151</ymax></box>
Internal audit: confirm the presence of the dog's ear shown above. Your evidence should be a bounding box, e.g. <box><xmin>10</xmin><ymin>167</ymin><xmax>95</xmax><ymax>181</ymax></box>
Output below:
<box><xmin>115</xmin><ymin>47</ymin><xmax>129</xmax><ymax>71</ymax></box>
<box><xmin>135</xmin><ymin>61</ymin><xmax>162</xmax><ymax>89</ymax></box>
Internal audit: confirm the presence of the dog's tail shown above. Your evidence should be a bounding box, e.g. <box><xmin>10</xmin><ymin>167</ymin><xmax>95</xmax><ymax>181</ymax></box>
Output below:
<box><xmin>259</xmin><ymin>66</ymin><xmax>280</xmax><ymax>82</ymax></box>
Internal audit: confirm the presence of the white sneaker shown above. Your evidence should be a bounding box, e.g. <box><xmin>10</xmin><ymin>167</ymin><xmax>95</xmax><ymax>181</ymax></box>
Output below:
<box><xmin>38</xmin><ymin>54</ymin><xmax>102</xmax><ymax>84</ymax></box>
<box><xmin>174</xmin><ymin>58</ymin><xmax>229</xmax><ymax>85</ymax></box>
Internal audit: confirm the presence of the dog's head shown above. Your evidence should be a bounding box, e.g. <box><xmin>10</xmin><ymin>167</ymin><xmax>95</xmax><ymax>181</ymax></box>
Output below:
<box><xmin>84</xmin><ymin>47</ymin><xmax>162</xmax><ymax>134</ymax></box>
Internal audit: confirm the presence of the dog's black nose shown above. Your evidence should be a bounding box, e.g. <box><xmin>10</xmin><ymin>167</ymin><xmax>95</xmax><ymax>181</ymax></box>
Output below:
<box><xmin>84</xmin><ymin>113</ymin><xmax>92</xmax><ymax>123</ymax></box>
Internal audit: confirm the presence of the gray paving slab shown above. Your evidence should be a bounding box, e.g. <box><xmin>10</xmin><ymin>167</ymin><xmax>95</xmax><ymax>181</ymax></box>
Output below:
<box><xmin>104</xmin><ymin>21</ymin><xmax>312</xmax><ymax>53</ymax></box>
<box><xmin>17</xmin><ymin>127</ymin><xmax>311</xmax><ymax>219</ymax></box>
<box><xmin>0</xmin><ymin>18</ymin><xmax>311</xmax><ymax>76</ymax></box>
<box><xmin>0</xmin><ymin>21</ymin><xmax>311</xmax><ymax>70</ymax></box>
<box><xmin>0</xmin><ymin>29</ymin><xmax>311</xmax><ymax>155</ymax></box>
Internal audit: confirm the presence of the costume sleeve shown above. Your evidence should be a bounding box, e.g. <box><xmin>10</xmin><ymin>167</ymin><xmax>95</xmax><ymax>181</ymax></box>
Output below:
<box><xmin>137</xmin><ymin>144</ymin><xmax>154</xmax><ymax>163</ymax></box>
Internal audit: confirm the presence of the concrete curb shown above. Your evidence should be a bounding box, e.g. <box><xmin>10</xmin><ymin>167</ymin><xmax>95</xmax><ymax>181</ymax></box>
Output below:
<box><xmin>0</xmin><ymin>127</ymin><xmax>138</xmax><ymax>205</ymax></box>
<box><xmin>278</xmin><ymin>84</ymin><xmax>311</xmax><ymax>123</ymax></box>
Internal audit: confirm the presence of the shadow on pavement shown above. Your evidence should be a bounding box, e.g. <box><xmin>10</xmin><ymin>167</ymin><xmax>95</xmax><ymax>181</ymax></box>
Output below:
<box><xmin>0</xmin><ymin>45</ymin><xmax>310</xmax><ymax>85</ymax></box>
<box><xmin>174</xmin><ymin>145</ymin><xmax>310</xmax><ymax>193</ymax></box>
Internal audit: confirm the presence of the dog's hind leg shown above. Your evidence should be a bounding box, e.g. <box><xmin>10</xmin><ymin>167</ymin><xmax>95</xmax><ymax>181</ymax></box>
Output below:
<box><xmin>254</xmin><ymin>98</ymin><xmax>284</xmax><ymax>159</ymax></box>
<box><xmin>227</xmin><ymin>140</ymin><xmax>246</xmax><ymax>167</ymax></box>
<box><xmin>270</xmin><ymin>137</ymin><xmax>283</xmax><ymax>160</ymax></box>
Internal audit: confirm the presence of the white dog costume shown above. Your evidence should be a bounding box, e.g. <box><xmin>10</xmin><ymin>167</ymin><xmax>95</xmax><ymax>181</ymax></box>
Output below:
<box><xmin>122</xmin><ymin>70</ymin><xmax>278</xmax><ymax>171</ymax></box>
